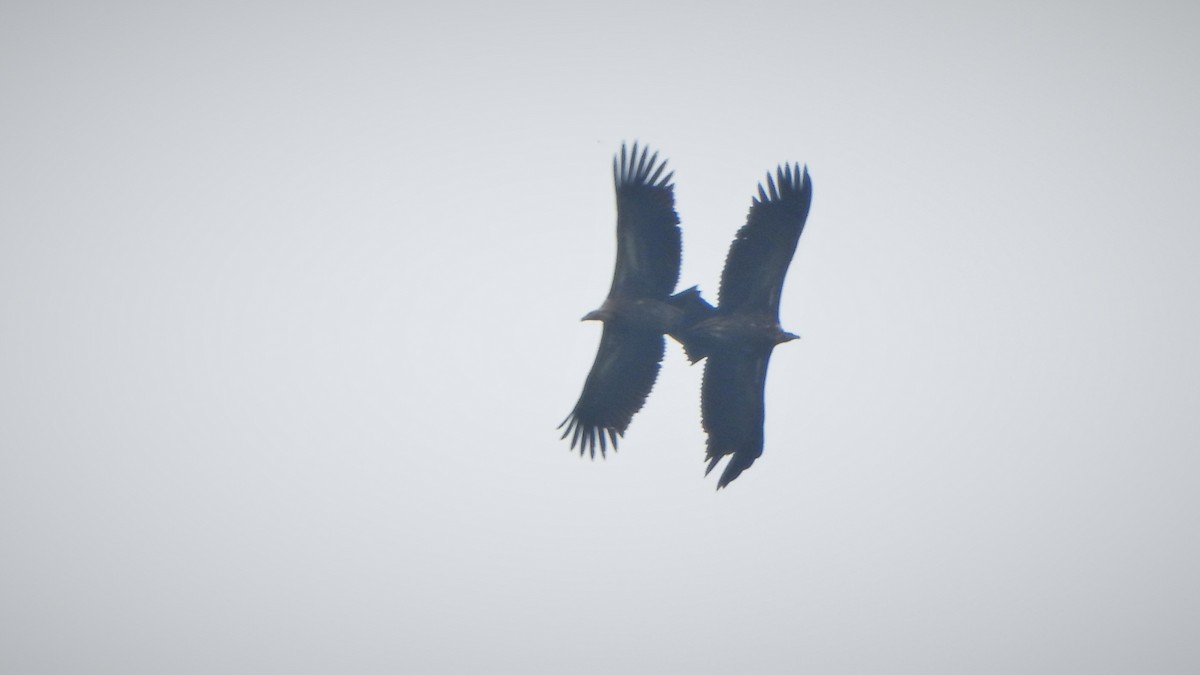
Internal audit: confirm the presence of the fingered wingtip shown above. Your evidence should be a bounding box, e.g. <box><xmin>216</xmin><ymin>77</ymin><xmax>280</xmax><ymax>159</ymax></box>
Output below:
<box><xmin>559</xmin><ymin>412</ymin><xmax>622</xmax><ymax>460</ymax></box>
<box><xmin>751</xmin><ymin>161</ymin><xmax>812</xmax><ymax>209</ymax></box>
<box><xmin>771</xmin><ymin>162</ymin><xmax>808</xmax><ymax>190</ymax></box>
<box><xmin>615</xmin><ymin>141</ymin><xmax>672</xmax><ymax>188</ymax></box>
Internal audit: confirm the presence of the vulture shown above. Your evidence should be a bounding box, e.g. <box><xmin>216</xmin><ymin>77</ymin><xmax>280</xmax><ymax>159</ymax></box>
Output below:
<box><xmin>678</xmin><ymin>163</ymin><xmax>812</xmax><ymax>488</ymax></box>
<box><xmin>559</xmin><ymin>143</ymin><xmax>710</xmax><ymax>457</ymax></box>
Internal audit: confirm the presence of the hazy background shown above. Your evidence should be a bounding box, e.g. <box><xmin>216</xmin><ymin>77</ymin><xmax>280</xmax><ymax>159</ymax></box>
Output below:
<box><xmin>3</xmin><ymin>1</ymin><xmax>1198</xmax><ymax>672</ymax></box>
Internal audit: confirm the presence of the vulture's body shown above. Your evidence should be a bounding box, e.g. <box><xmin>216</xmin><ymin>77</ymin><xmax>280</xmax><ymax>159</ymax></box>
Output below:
<box><xmin>680</xmin><ymin>163</ymin><xmax>812</xmax><ymax>488</ymax></box>
<box><xmin>559</xmin><ymin>144</ymin><xmax>708</xmax><ymax>457</ymax></box>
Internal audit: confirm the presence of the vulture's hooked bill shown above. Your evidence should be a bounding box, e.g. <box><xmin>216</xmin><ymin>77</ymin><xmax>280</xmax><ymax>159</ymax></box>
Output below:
<box><xmin>559</xmin><ymin>143</ymin><xmax>812</xmax><ymax>488</ymax></box>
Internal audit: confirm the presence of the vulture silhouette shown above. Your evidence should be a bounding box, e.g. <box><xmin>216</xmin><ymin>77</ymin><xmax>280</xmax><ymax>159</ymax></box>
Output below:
<box><xmin>559</xmin><ymin>144</ymin><xmax>812</xmax><ymax>489</ymax></box>
<box><xmin>679</xmin><ymin>163</ymin><xmax>812</xmax><ymax>487</ymax></box>
<box><xmin>558</xmin><ymin>143</ymin><xmax>709</xmax><ymax>457</ymax></box>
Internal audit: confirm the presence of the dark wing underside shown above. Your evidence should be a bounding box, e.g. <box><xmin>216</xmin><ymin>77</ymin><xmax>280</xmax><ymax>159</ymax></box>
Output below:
<box><xmin>717</xmin><ymin>164</ymin><xmax>812</xmax><ymax>316</ymax></box>
<box><xmin>608</xmin><ymin>143</ymin><xmax>681</xmax><ymax>299</ymax></box>
<box><xmin>701</xmin><ymin>348</ymin><xmax>772</xmax><ymax>488</ymax></box>
<box><xmin>560</xmin><ymin>325</ymin><xmax>666</xmax><ymax>458</ymax></box>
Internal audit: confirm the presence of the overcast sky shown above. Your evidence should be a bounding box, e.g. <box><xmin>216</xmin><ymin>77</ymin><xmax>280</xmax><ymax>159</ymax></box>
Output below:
<box><xmin>3</xmin><ymin>1</ymin><xmax>1199</xmax><ymax>673</ymax></box>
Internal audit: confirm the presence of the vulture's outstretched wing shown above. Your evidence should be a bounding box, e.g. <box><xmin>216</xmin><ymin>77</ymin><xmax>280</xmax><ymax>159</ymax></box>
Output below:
<box><xmin>701</xmin><ymin>348</ymin><xmax>771</xmax><ymax>488</ymax></box>
<box><xmin>717</xmin><ymin>164</ymin><xmax>812</xmax><ymax>316</ymax></box>
<box><xmin>608</xmin><ymin>142</ymin><xmax>680</xmax><ymax>299</ymax></box>
<box><xmin>559</xmin><ymin>326</ymin><xmax>665</xmax><ymax>458</ymax></box>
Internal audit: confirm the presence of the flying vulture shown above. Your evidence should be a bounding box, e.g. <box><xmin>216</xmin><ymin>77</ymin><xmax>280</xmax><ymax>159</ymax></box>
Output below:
<box><xmin>678</xmin><ymin>163</ymin><xmax>812</xmax><ymax>488</ymax></box>
<box><xmin>559</xmin><ymin>143</ymin><xmax>709</xmax><ymax>457</ymax></box>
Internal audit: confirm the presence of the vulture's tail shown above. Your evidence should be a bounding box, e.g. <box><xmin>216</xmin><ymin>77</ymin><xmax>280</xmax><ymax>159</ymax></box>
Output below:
<box><xmin>667</xmin><ymin>286</ymin><xmax>715</xmax><ymax>362</ymax></box>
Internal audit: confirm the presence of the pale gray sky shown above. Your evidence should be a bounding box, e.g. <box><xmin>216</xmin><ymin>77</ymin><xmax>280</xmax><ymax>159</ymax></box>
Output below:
<box><xmin>3</xmin><ymin>1</ymin><xmax>1199</xmax><ymax>673</ymax></box>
